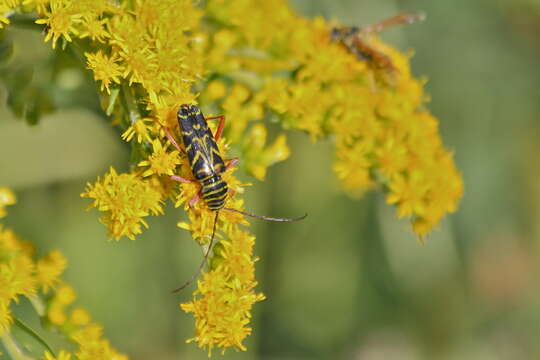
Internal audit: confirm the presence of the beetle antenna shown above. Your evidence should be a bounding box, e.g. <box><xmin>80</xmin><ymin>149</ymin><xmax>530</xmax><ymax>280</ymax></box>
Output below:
<box><xmin>224</xmin><ymin>207</ymin><xmax>307</xmax><ymax>222</ymax></box>
<box><xmin>172</xmin><ymin>211</ymin><xmax>219</xmax><ymax>293</ymax></box>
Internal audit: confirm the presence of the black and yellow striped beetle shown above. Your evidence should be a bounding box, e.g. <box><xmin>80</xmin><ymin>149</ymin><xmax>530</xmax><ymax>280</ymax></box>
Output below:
<box><xmin>164</xmin><ymin>104</ymin><xmax>306</xmax><ymax>291</ymax></box>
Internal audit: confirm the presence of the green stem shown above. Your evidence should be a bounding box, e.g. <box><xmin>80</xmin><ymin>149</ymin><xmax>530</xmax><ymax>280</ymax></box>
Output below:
<box><xmin>27</xmin><ymin>296</ymin><xmax>46</xmax><ymax>318</ymax></box>
<box><xmin>121</xmin><ymin>83</ymin><xmax>141</xmax><ymax>125</ymax></box>
<box><xmin>1</xmin><ymin>332</ymin><xmax>35</xmax><ymax>360</ymax></box>
<box><xmin>13</xmin><ymin>317</ymin><xmax>56</xmax><ymax>357</ymax></box>
<box><xmin>120</xmin><ymin>83</ymin><xmax>149</xmax><ymax>170</ymax></box>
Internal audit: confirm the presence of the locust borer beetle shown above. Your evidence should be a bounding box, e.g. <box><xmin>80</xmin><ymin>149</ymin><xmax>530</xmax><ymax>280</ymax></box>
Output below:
<box><xmin>164</xmin><ymin>104</ymin><xmax>306</xmax><ymax>292</ymax></box>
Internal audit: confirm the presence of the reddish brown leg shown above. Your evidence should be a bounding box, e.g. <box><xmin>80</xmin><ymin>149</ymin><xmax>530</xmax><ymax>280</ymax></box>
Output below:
<box><xmin>206</xmin><ymin>115</ymin><xmax>225</xmax><ymax>141</ymax></box>
<box><xmin>171</xmin><ymin>175</ymin><xmax>201</xmax><ymax>207</ymax></box>
<box><xmin>189</xmin><ymin>192</ymin><xmax>201</xmax><ymax>208</ymax></box>
<box><xmin>171</xmin><ymin>175</ymin><xmax>193</xmax><ymax>183</ymax></box>
<box><xmin>225</xmin><ymin>157</ymin><xmax>239</xmax><ymax>170</ymax></box>
<box><xmin>163</xmin><ymin>127</ymin><xmax>186</xmax><ymax>154</ymax></box>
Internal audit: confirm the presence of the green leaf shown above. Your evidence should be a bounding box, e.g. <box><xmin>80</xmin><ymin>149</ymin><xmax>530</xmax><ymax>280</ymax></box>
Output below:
<box><xmin>13</xmin><ymin>317</ymin><xmax>56</xmax><ymax>358</ymax></box>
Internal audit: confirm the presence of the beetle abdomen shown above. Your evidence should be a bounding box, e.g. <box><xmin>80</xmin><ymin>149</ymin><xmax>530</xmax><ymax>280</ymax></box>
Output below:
<box><xmin>200</xmin><ymin>174</ymin><xmax>228</xmax><ymax>211</ymax></box>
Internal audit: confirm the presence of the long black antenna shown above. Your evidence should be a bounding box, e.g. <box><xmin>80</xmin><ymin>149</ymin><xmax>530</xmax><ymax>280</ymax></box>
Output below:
<box><xmin>172</xmin><ymin>211</ymin><xmax>219</xmax><ymax>293</ymax></box>
<box><xmin>224</xmin><ymin>207</ymin><xmax>307</xmax><ymax>222</ymax></box>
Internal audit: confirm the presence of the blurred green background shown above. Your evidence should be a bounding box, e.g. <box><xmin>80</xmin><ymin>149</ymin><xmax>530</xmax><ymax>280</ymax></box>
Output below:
<box><xmin>2</xmin><ymin>0</ymin><xmax>540</xmax><ymax>359</ymax></box>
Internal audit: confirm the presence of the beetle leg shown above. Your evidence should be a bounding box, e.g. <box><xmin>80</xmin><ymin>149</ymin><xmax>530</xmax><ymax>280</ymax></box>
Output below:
<box><xmin>189</xmin><ymin>192</ymin><xmax>201</xmax><ymax>208</ymax></box>
<box><xmin>163</xmin><ymin>127</ymin><xmax>186</xmax><ymax>154</ymax></box>
<box><xmin>171</xmin><ymin>175</ymin><xmax>194</xmax><ymax>183</ymax></box>
<box><xmin>206</xmin><ymin>115</ymin><xmax>225</xmax><ymax>141</ymax></box>
<box><xmin>225</xmin><ymin>157</ymin><xmax>239</xmax><ymax>170</ymax></box>
<box><xmin>171</xmin><ymin>176</ymin><xmax>200</xmax><ymax>207</ymax></box>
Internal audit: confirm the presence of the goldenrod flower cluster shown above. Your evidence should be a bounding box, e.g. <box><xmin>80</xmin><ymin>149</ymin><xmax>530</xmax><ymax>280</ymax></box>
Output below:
<box><xmin>81</xmin><ymin>167</ymin><xmax>164</xmax><ymax>240</ymax></box>
<box><xmin>0</xmin><ymin>187</ymin><xmax>127</xmax><ymax>359</ymax></box>
<box><xmin>1</xmin><ymin>0</ymin><xmax>463</xmax><ymax>355</ymax></box>
<box><xmin>181</xmin><ymin>229</ymin><xmax>265</xmax><ymax>356</ymax></box>
<box><xmin>44</xmin><ymin>283</ymin><xmax>128</xmax><ymax>360</ymax></box>
<box><xmin>200</xmin><ymin>0</ymin><xmax>463</xmax><ymax>237</ymax></box>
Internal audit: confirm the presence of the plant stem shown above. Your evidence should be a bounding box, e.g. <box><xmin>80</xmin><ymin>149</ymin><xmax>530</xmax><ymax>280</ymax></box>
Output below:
<box><xmin>27</xmin><ymin>296</ymin><xmax>45</xmax><ymax>317</ymax></box>
<box><xmin>121</xmin><ymin>83</ymin><xmax>141</xmax><ymax>125</ymax></box>
<box><xmin>1</xmin><ymin>332</ymin><xmax>35</xmax><ymax>360</ymax></box>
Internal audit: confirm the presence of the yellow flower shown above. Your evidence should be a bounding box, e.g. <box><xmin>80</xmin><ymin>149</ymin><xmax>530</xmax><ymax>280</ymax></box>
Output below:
<box><xmin>241</xmin><ymin>123</ymin><xmax>290</xmax><ymax>180</ymax></box>
<box><xmin>0</xmin><ymin>302</ymin><xmax>12</xmax><ymax>335</ymax></box>
<box><xmin>43</xmin><ymin>282</ymin><xmax>127</xmax><ymax>358</ymax></box>
<box><xmin>206</xmin><ymin>80</ymin><xmax>227</xmax><ymax>100</ymax></box>
<box><xmin>48</xmin><ymin>303</ymin><xmax>67</xmax><ymax>325</ymax></box>
<box><xmin>0</xmin><ymin>4</ymin><xmax>12</xmax><ymax>28</ymax></box>
<box><xmin>177</xmin><ymin>209</ymin><xmax>219</xmax><ymax>245</ymax></box>
<box><xmin>36</xmin><ymin>250</ymin><xmax>67</xmax><ymax>292</ymax></box>
<box><xmin>219</xmin><ymin>83</ymin><xmax>262</xmax><ymax>144</ymax></box>
<box><xmin>0</xmin><ymin>221</ymin><xmax>41</xmax><ymax>337</ymax></box>
<box><xmin>35</xmin><ymin>0</ymin><xmax>82</xmax><ymax>49</ymax></box>
<box><xmin>56</xmin><ymin>284</ymin><xmax>76</xmax><ymax>305</ymax></box>
<box><xmin>3</xmin><ymin>0</ymin><xmax>20</xmax><ymax>8</ymax></box>
<box><xmin>70</xmin><ymin>307</ymin><xmax>91</xmax><ymax>325</ymax></box>
<box><xmin>0</xmin><ymin>225</ymin><xmax>33</xmax><ymax>257</ymax></box>
<box><xmin>121</xmin><ymin>118</ymin><xmax>154</xmax><ymax>143</ymax></box>
<box><xmin>257</xmin><ymin>78</ymin><xmax>291</xmax><ymax>114</ymax></box>
<box><xmin>79</xmin><ymin>15</ymin><xmax>110</xmax><ymax>42</ymax></box>
<box><xmin>106</xmin><ymin>0</ymin><xmax>204</xmax><ymax>95</ymax></box>
<box><xmin>0</xmin><ymin>187</ymin><xmax>126</xmax><ymax>356</ymax></box>
<box><xmin>181</xmin><ymin>230</ymin><xmax>265</xmax><ymax>355</ymax></box>
<box><xmin>0</xmin><ymin>187</ymin><xmax>16</xmax><ymax>218</ymax></box>
<box><xmin>81</xmin><ymin>167</ymin><xmax>164</xmax><ymax>240</ymax></box>
<box><xmin>23</xmin><ymin>0</ymin><xmax>52</xmax><ymax>15</ymax></box>
<box><xmin>375</xmin><ymin>134</ymin><xmax>409</xmax><ymax>178</ymax></box>
<box><xmin>42</xmin><ymin>283</ymin><xmax>127</xmax><ymax>357</ymax></box>
<box><xmin>44</xmin><ymin>350</ymin><xmax>72</xmax><ymax>360</ymax></box>
<box><xmin>333</xmin><ymin>141</ymin><xmax>375</xmax><ymax>195</ymax></box>
<box><xmin>0</xmin><ymin>255</ymin><xmax>37</xmax><ymax>301</ymax></box>
<box><xmin>108</xmin><ymin>15</ymin><xmax>158</xmax><ymax>87</ymax></box>
<box><xmin>138</xmin><ymin>139</ymin><xmax>182</xmax><ymax>177</ymax></box>
<box><xmin>71</xmin><ymin>323</ymin><xmax>129</xmax><ymax>360</ymax></box>
<box><xmin>386</xmin><ymin>172</ymin><xmax>429</xmax><ymax>218</ymax></box>
<box><xmin>85</xmin><ymin>51</ymin><xmax>124</xmax><ymax>94</ymax></box>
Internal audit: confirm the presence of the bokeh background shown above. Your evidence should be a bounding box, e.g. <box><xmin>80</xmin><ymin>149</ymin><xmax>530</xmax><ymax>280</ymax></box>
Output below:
<box><xmin>1</xmin><ymin>0</ymin><xmax>539</xmax><ymax>359</ymax></box>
